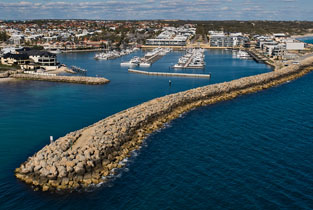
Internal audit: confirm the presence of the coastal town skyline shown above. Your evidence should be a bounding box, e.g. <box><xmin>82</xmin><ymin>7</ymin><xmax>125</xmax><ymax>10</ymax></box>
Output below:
<box><xmin>0</xmin><ymin>0</ymin><xmax>312</xmax><ymax>21</ymax></box>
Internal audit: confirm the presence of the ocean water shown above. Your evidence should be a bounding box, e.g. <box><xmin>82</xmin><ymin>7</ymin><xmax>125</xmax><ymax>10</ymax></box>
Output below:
<box><xmin>299</xmin><ymin>36</ymin><xmax>313</xmax><ymax>44</ymax></box>
<box><xmin>3</xmin><ymin>49</ymin><xmax>313</xmax><ymax>209</ymax></box>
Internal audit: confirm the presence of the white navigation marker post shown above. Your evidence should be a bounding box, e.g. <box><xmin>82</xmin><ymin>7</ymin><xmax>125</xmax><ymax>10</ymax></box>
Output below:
<box><xmin>50</xmin><ymin>136</ymin><xmax>54</xmax><ymax>144</ymax></box>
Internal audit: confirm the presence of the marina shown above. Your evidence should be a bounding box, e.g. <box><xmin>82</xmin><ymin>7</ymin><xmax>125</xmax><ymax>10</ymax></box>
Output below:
<box><xmin>235</xmin><ymin>50</ymin><xmax>251</xmax><ymax>58</ymax></box>
<box><xmin>0</xmin><ymin>6</ymin><xmax>313</xmax><ymax>210</ymax></box>
<box><xmin>94</xmin><ymin>48</ymin><xmax>139</xmax><ymax>60</ymax></box>
<box><xmin>0</xmin><ymin>49</ymin><xmax>274</xmax><ymax>209</ymax></box>
<box><xmin>14</xmin><ymin>54</ymin><xmax>313</xmax><ymax>192</ymax></box>
<box><xmin>246</xmin><ymin>49</ymin><xmax>269</xmax><ymax>63</ymax></box>
<box><xmin>173</xmin><ymin>48</ymin><xmax>205</xmax><ymax>69</ymax></box>
<box><xmin>121</xmin><ymin>47</ymin><xmax>171</xmax><ymax>67</ymax></box>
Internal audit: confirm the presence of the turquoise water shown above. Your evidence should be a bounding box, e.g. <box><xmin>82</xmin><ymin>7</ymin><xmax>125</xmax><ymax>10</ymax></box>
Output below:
<box><xmin>299</xmin><ymin>36</ymin><xmax>313</xmax><ymax>44</ymax></box>
<box><xmin>5</xmin><ymin>49</ymin><xmax>313</xmax><ymax>209</ymax></box>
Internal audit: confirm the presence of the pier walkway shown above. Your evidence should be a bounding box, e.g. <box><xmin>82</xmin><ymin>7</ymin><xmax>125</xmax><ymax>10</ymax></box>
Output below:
<box><xmin>184</xmin><ymin>54</ymin><xmax>194</xmax><ymax>68</ymax></box>
<box><xmin>247</xmin><ymin>50</ymin><xmax>268</xmax><ymax>63</ymax></box>
<box><xmin>143</xmin><ymin>48</ymin><xmax>169</xmax><ymax>65</ymax></box>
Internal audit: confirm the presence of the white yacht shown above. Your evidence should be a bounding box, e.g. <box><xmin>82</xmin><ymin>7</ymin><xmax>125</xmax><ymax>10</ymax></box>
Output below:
<box><xmin>145</xmin><ymin>47</ymin><xmax>161</xmax><ymax>57</ymax></box>
<box><xmin>48</xmin><ymin>48</ymin><xmax>62</xmax><ymax>54</ymax></box>
<box><xmin>95</xmin><ymin>47</ymin><xmax>139</xmax><ymax>60</ymax></box>
<box><xmin>94</xmin><ymin>52</ymin><xmax>109</xmax><ymax>60</ymax></box>
<box><xmin>120</xmin><ymin>56</ymin><xmax>141</xmax><ymax>67</ymax></box>
<box><xmin>173</xmin><ymin>48</ymin><xmax>205</xmax><ymax>69</ymax></box>
<box><xmin>237</xmin><ymin>50</ymin><xmax>250</xmax><ymax>58</ymax></box>
<box><xmin>139</xmin><ymin>62</ymin><xmax>151</xmax><ymax>67</ymax></box>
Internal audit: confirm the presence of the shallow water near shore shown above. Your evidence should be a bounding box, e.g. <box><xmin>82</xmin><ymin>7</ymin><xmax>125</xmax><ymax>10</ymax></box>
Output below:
<box><xmin>299</xmin><ymin>36</ymin><xmax>313</xmax><ymax>44</ymax></box>
<box><xmin>3</xmin><ymin>49</ymin><xmax>313</xmax><ymax>209</ymax></box>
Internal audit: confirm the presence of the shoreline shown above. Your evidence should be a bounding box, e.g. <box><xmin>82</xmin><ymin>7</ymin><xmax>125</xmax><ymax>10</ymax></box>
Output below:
<box><xmin>46</xmin><ymin>66</ymin><xmax>76</xmax><ymax>75</ymax></box>
<box><xmin>62</xmin><ymin>49</ymin><xmax>104</xmax><ymax>53</ymax></box>
<box><xmin>0</xmin><ymin>78</ymin><xmax>16</xmax><ymax>83</ymax></box>
<box><xmin>292</xmin><ymin>33</ymin><xmax>313</xmax><ymax>39</ymax></box>
<box><xmin>15</xmin><ymin>55</ymin><xmax>313</xmax><ymax>192</ymax></box>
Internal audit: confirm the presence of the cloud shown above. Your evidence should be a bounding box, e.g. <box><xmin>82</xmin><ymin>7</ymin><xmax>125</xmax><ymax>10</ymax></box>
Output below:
<box><xmin>0</xmin><ymin>0</ymin><xmax>311</xmax><ymax>20</ymax></box>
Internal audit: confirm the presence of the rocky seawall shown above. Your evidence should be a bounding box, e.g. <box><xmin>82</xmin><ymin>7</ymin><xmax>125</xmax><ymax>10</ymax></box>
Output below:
<box><xmin>0</xmin><ymin>72</ymin><xmax>9</xmax><ymax>78</ymax></box>
<box><xmin>15</xmin><ymin>56</ymin><xmax>313</xmax><ymax>192</ymax></box>
<box><xmin>0</xmin><ymin>70</ymin><xmax>24</xmax><ymax>78</ymax></box>
<box><xmin>11</xmin><ymin>73</ymin><xmax>110</xmax><ymax>85</ymax></box>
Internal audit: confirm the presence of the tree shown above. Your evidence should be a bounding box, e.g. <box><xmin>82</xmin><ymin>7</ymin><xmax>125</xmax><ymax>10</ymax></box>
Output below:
<box><xmin>0</xmin><ymin>31</ymin><xmax>9</xmax><ymax>42</ymax></box>
<box><xmin>31</xmin><ymin>45</ymin><xmax>44</xmax><ymax>50</ymax></box>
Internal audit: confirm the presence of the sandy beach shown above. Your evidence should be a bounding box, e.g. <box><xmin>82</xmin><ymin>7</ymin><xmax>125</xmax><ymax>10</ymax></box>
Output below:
<box><xmin>292</xmin><ymin>33</ymin><xmax>313</xmax><ymax>39</ymax></box>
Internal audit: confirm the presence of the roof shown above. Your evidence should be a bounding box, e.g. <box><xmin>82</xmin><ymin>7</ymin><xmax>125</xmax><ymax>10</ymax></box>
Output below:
<box><xmin>25</xmin><ymin>50</ymin><xmax>56</xmax><ymax>57</ymax></box>
<box><xmin>16</xmin><ymin>47</ymin><xmax>32</xmax><ymax>52</ymax></box>
<box><xmin>2</xmin><ymin>53</ymin><xmax>29</xmax><ymax>60</ymax></box>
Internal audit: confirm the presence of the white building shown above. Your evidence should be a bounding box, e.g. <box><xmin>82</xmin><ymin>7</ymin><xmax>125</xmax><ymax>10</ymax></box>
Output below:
<box><xmin>286</xmin><ymin>42</ymin><xmax>305</xmax><ymax>50</ymax></box>
<box><xmin>146</xmin><ymin>26</ymin><xmax>195</xmax><ymax>46</ymax></box>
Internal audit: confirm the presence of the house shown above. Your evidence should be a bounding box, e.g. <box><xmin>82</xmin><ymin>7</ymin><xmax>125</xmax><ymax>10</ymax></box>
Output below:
<box><xmin>1</xmin><ymin>49</ymin><xmax>59</xmax><ymax>70</ymax></box>
<box><xmin>25</xmin><ymin>50</ymin><xmax>58</xmax><ymax>70</ymax></box>
<box><xmin>1</xmin><ymin>53</ymin><xmax>30</xmax><ymax>66</ymax></box>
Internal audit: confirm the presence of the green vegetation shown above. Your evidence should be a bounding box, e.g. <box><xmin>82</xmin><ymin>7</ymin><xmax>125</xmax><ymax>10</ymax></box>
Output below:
<box><xmin>161</xmin><ymin>20</ymin><xmax>313</xmax><ymax>35</ymax></box>
<box><xmin>0</xmin><ymin>64</ymin><xmax>19</xmax><ymax>71</ymax></box>
<box><xmin>30</xmin><ymin>45</ymin><xmax>44</xmax><ymax>50</ymax></box>
<box><xmin>0</xmin><ymin>31</ymin><xmax>9</xmax><ymax>42</ymax></box>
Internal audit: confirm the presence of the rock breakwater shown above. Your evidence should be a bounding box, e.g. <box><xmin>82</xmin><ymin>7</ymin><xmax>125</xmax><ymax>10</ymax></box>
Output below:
<box><xmin>15</xmin><ymin>56</ymin><xmax>313</xmax><ymax>192</ymax></box>
<box><xmin>0</xmin><ymin>70</ymin><xmax>24</xmax><ymax>78</ymax></box>
<box><xmin>11</xmin><ymin>73</ymin><xmax>110</xmax><ymax>85</ymax></box>
<box><xmin>0</xmin><ymin>72</ymin><xmax>9</xmax><ymax>78</ymax></box>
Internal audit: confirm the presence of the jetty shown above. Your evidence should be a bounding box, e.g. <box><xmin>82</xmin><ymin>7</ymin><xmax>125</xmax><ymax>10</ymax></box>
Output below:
<box><xmin>71</xmin><ymin>66</ymin><xmax>87</xmax><ymax>73</ymax></box>
<box><xmin>143</xmin><ymin>48</ymin><xmax>170</xmax><ymax>65</ymax></box>
<box><xmin>173</xmin><ymin>48</ymin><xmax>205</xmax><ymax>69</ymax></box>
<box><xmin>246</xmin><ymin>50</ymin><xmax>268</xmax><ymax>63</ymax></box>
<box><xmin>15</xmin><ymin>56</ymin><xmax>313</xmax><ymax>192</ymax></box>
<box><xmin>121</xmin><ymin>48</ymin><xmax>170</xmax><ymax>67</ymax></box>
<box><xmin>94</xmin><ymin>48</ymin><xmax>139</xmax><ymax>60</ymax></box>
<box><xmin>128</xmin><ymin>69</ymin><xmax>211</xmax><ymax>78</ymax></box>
<box><xmin>10</xmin><ymin>73</ymin><xmax>109</xmax><ymax>85</ymax></box>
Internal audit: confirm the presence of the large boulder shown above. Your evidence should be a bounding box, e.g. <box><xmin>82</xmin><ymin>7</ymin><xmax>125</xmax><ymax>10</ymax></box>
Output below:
<box><xmin>57</xmin><ymin>166</ymin><xmax>67</xmax><ymax>178</ymax></box>
<box><xmin>74</xmin><ymin>162</ymin><xmax>85</xmax><ymax>175</ymax></box>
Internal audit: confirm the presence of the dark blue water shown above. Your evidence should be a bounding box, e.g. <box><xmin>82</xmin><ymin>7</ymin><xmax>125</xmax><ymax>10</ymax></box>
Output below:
<box><xmin>298</xmin><ymin>36</ymin><xmax>313</xmax><ymax>44</ymax></box>
<box><xmin>3</xmin><ymin>49</ymin><xmax>313</xmax><ymax>209</ymax></box>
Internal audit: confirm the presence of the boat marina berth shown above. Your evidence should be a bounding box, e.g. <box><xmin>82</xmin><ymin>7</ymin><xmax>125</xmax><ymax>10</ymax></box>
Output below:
<box><xmin>121</xmin><ymin>47</ymin><xmax>171</xmax><ymax>68</ymax></box>
<box><xmin>120</xmin><ymin>56</ymin><xmax>141</xmax><ymax>67</ymax></box>
<box><xmin>173</xmin><ymin>48</ymin><xmax>205</xmax><ymax>69</ymax></box>
<box><xmin>94</xmin><ymin>47</ymin><xmax>139</xmax><ymax>60</ymax></box>
<box><xmin>235</xmin><ymin>50</ymin><xmax>251</xmax><ymax>59</ymax></box>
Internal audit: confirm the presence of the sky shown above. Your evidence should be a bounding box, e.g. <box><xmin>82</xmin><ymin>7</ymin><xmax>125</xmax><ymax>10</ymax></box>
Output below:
<box><xmin>0</xmin><ymin>0</ymin><xmax>312</xmax><ymax>21</ymax></box>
